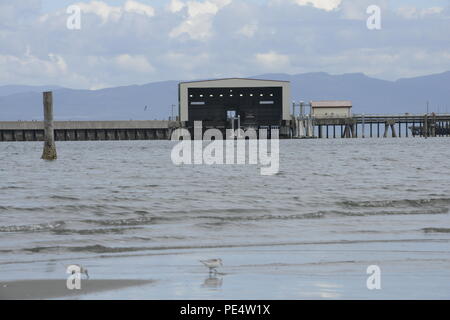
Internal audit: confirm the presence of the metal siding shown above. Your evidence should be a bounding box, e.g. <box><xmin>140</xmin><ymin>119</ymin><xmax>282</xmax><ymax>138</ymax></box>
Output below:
<box><xmin>179</xmin><ymin>79</ymin><xmax>291</xmax><ymax>122</ymax></box>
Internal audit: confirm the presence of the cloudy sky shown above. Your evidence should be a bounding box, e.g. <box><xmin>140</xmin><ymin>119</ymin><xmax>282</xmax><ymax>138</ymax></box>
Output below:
<box><xmin>1</xmin><ymin>0</ymin><xmax>449</xmax><ymax>89</ymax></box>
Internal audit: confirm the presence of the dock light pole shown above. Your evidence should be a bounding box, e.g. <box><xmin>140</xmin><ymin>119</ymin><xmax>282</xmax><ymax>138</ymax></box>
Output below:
<box><xmin>171</xmin><ymin>104</ymin><xmax>176</xmax><ymax>121</ymax></box>
<box><xmin>41</xmin><ymin>91</ymin><xmax>57</xmax><ymax>160</ymax></box>
<box><xmin>299</xmin><ymin>101</ymin><xmax>304</xmax><ymax>119</ymax></box>
<box><xmin>292</xmin><ymin>101</ymin><xmax>305</xmax><ymax>119</ymax></box>
<box><xmin>237</xmin><ymin>115</ymin><xmax>241</xmax><ymax>138</ymax></box>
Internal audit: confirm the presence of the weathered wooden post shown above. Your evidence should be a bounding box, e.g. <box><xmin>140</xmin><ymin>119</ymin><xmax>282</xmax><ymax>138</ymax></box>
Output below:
<box><xmin>390</xmin><ymin>120</ymin><xmax>397</xmax><ymax>138</ymax></box>
<box><xmin>41</xmin><ymin>91</ymin><xmax>57</xmax><ymax>160</ymax></box>
<box><xmin>424</xmin><ymin>114</ymin><xmax>428</xmax><ymax>138</ymax></box>
<box><xmin>431</xmin><ymin>113</ymin><xmax>436</xmax><ymax>137</ymax></box>
<box><xmin>383</xmin><ymin>122</ymin><xmax>389</xmax><ymax>138</ymax></box>
<box><xmin>362</xmin><ymin>114</ymin><xmax>365</xmax><ymax>138</ymax></box>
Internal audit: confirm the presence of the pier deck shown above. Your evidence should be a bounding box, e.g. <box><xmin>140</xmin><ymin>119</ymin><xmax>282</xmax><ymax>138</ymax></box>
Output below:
<box><xmin>299</xmin><ymin>113</ymin><xmax>450</xmax><ymax>138</ymax></box>
<box><xmin>0</xmin><ymin>121</ymin><xmax>177</xmax><ymax>142</ymax></box>
<box><xmin>2</xmin><ymin>113</ymin><xmax>450</xmax><ymax>142</ymax></box>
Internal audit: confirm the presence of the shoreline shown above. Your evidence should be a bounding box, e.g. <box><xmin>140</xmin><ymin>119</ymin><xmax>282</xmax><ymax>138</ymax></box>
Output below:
<box><xmin>0</xmin><ymin>279</ymin><xmax>155</xmax><ymax>300</ymax></box>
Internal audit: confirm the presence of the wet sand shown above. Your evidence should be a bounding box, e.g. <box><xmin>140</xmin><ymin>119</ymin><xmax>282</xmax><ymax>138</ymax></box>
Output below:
<box><xmin>0</xmin><ymin>279</ymin><xmax>155</xmax><ymax>300</ymax></box>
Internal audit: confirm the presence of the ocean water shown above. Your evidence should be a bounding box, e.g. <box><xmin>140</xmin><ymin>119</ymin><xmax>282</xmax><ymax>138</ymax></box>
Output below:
<box><xmin>1</xmin><ymin>139</ymin><xmax>450</xmax><ymax>299</ymax></box>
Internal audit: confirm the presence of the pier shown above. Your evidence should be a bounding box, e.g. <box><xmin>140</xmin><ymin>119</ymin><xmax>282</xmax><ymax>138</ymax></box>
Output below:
<box><xmin>293</xmin><ymin>113</ymin><xmax>450</xmax><ymax>139</ymax></box>
<box><xmin>0</xmin><ymin>121</ymin><xmax>177</xmax><ymax>142</ymax></box>
<box><xmin>2</xmin><ymin>114</ymin><xmax>450</xmax><ymax>142</ymax></box>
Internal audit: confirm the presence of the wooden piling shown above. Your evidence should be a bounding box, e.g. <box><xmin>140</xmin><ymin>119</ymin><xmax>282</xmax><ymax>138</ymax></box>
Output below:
<box><xmin>432</xmin><ymin>114</ymin><xmax>436</xmax><ymax>137</ymax></box>
<box><xmin>390</xmin><ymin>121</ymin><xmax>397</xmax><ymax>138</ymax></box>
<box><xmin>424</xmin><ymin>114</ymin><xmax>428</xmax><ymax>138</ymax></box>
<box><xmin>41</xmin><ymin>92</ymin><xmax>57</xmax><ymax>160</ymax></box>
<box><xmin>383</xmin><ymin>123</ymin><xmax>389</xmax><ymax>138</ymax></box>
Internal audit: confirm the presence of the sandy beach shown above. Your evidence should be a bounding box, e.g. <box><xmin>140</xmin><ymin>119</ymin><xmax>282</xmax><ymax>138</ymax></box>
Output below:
<box><xmin>0</xmin><ymin>279</ymin><xmax>155</xmax><ymax>300</ymax></box>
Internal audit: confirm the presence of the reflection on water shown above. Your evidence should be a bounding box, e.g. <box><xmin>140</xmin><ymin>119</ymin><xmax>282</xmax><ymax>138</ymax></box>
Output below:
<box><xmin>313</xmin><ymin>282</ymin><xmax>342</xmax><ymax>299</ymax></box>
<box><xmin>202</xmin><ymin>276</ymin><xmax>223</xmax><ymax>289</ymax></box>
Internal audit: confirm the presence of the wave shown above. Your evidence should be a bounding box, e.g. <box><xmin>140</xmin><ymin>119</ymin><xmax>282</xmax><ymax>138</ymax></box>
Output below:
<box><xmin>2</xmin><ymin>206</ymin><xmax>448</xmax><ymax>234</ymax></box>
<box><xmin>49</xmin><ymin>195</ymin><xmax>80</xmax><ymax>201</ymax></box>
<box><xmin>78</xmin><ymin>207</ymin><xmax>449</xmax><ymax>227</ymax></box>
<box><xmin>23</xmin><ymin>244</ymin><xmax>145</xmax><ymax>254</ymax></box>
<box><xmin>51</xmin><ymin>227</ymin><xmax>140</xmax><ymax>235</ymax></box>
<box><xmin>339</xmin><ymin>198</ymin><xmax>450</xmax><ymax>209</ymax></box>
<box><xmin>82</xmin><ymin>216</ymin><xmax>159</xmax><ymax>226</ymax></box>
<box><xmin>422</xmin><ymin>228</ymin><xmax>450</xmax><ymax>233</ymax></box>
<box><xmin>0</xmin><ymin>221</ymin><xmax>65</xmax><ymax>233</ymax></box>
<box><xmin>0</xmin><ymin>186</ymin><xmax>25</xmax><ymax>190</ymax></box>
<box><xmin>0</xmin><ymin>204</ymin><xmax>132</xmax><ymax>214</ymax></box>
<box><xmin>18</xmin><ymin>238</ymin><xmax>450</xmax><ymax>255</ymax></box>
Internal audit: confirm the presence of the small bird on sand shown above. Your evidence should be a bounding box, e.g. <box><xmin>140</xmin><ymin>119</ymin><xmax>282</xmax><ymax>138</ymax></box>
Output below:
<box><xmin>64</xmin><ymin>264</ymin><xmax>90</xmax><ymax>279</ymax></box>
<box><xmin>76</xmin><ymin>265</ymin><xmax>90</xmax><ymax>279</ymax></box>
<box><xmin>200</xmin><ymin>259</ymin><xmax>223</xmax><ymax>274</ymax></box>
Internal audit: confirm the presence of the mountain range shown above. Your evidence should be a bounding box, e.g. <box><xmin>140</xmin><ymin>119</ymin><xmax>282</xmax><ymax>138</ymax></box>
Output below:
<box><xmin>1</xmin><ymin>72</ymin><xmax>449</xmax><ymax>121</ymax></box>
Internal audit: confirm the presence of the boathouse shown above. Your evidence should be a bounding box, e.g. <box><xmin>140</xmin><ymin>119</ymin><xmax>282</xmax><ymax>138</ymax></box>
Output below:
<box><xmin>178</xmin><ymin>78</ymin><xmax>291</xmax><ymax>135</ymax></box>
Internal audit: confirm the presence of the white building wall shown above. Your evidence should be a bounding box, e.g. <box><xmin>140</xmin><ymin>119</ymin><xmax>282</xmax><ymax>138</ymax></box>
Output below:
<box><xmin>312</xmin><ymin>107</ymin><xmax>352</xmax><ymax>118</ymax></box>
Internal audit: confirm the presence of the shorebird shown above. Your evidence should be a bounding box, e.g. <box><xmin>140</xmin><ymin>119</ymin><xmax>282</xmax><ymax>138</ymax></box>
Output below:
<box><xmin>200</xmin><ymin>259</ymin><xmax>223</xmax><ymax>274</ymax></box>
<box><xmin>64</xmin><ymin>264</ymin><xmax>90</xmax><ymax>279</ymax></box>
<box><xmin>77</xmin><ymin>265</ymin><xmax>90</xmax><ymax>279</ymax></box>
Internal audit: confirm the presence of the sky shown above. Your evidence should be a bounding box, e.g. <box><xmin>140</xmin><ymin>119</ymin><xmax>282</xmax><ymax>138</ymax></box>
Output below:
<box><xmin>1</xmin><ymin>0</ymin><xmax>450</xmax><ymax>89</ymax></box>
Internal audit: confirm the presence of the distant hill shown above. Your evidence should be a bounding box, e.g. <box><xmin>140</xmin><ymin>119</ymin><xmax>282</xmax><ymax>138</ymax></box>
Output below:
<box><xmin>252</xmin><ymin>71</ymin><xmax>450</xmax><ymax>115</ymax></box>
<box><xmin>0</xmin><ymin>85</ymin><xmax>63</xmax><ymax>97</ymax></box>
<box><xmin>1</xmin><ymin>72</ymin><xmax>449</xmax><ymax>120</ymax></box>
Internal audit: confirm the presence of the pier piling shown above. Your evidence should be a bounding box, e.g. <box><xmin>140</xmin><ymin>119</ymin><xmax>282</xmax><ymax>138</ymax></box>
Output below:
<box><xmin>41</xmin><ymin>92</ymin><xmax>57</xmax><ymax>160</ymax></box>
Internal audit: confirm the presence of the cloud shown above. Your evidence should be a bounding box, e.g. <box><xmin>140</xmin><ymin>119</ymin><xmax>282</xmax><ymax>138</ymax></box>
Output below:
<box><xmin>255</xmin><ymin>52</ymin><xmax>291</xmax><ymax>71</ymax></box>
<box><xmin>124</xmin><ymin>0</ymin><xmax>155</xmax><ymax>17</ymax></box>
<box><xmin>291</xmin><ymin>0</ymin><xmax>342</xmax><ymax>11</ymax></box>
<box><xmin>396</xmin><ymin>6</ymin><xmax>444</xmax><ymax>19</ymax></box>
<box><xmin>115</xmin><ymin>54</ymin><xmax>154</xmax><ymax>73</ymax></box>
<box><xmin>167</xmin><ymin>0</ymin><xmax>185</xmax><ymax>13</ymax></box>
<box><xmin>169</xmin><ymin>0</ymin><xmax>232</xmax><ymax>40</ymax></box>
<box><xmin>0</xmin><ymin>0</ymin><xmax>41</xmax><ymax>27</ymax></box>
<box><xmin>73</xmin><ymin>0</ymin><xmax>154</xmax><ymax>24</ymax></box>
<box><xmin>84</xmin><ymin>54</ymin><xmax>155</xmax><ymax>77</ymax></box>
<box><xmin>315</xmin><ymin>47</ymin><xmax>450</xmax><ymax>79</ymax></box>
<box><xmin>1</xmin><ymin>0</ymin><xmax>450</xmax><ymax>88</ymax></box>
<box><xmin>339</xmin><ymin>0</ymin><xmax>388</xmax><ymax>20</ymax></box>
<box><xmin>237</xmin><ymin>22</ymin><xmax>258</xmax><ymax>38</ymax></box>
<box><xmin>75</xmin><ymin>1</ymin><xmax>122</xmax><ymax>23</ymax></box>
<box><xmin>0</xmin><ymin>48</ymin><xmax>73</xmax><ymax>85</ymax></box>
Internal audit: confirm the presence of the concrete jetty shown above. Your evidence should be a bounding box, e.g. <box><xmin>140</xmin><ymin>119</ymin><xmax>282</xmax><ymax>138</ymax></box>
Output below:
<box><xmin>2</xmin><ymin>114</ymin><xmax>450</xmax><ymax>142</ymax></box>
<box><xmin>0</xmin><ymin>121</ymin><xmax>177</xmax><ymax>142</ymax></box>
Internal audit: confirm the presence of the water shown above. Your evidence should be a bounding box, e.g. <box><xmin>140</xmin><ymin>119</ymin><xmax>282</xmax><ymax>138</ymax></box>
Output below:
<box><xmin>1</xmin><ymin>139</ymin><xmax>450</xmax><ymax>299</ymax></box>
